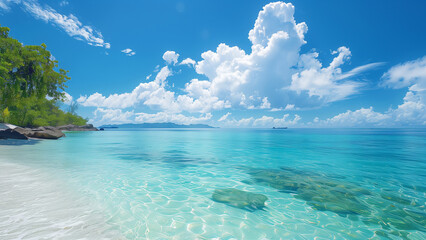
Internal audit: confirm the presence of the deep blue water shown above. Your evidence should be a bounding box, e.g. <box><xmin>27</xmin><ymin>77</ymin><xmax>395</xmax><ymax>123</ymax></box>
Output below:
<box><xmin>1</xmin><ymin>128</ymin><xmax>425</xmax><ymax>239</ymax></box>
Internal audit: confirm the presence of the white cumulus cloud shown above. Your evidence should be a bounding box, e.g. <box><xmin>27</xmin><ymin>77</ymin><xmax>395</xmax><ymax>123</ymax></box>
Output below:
<box><xmin>62</xmin><ymin>92</ymin><xmax>73</xmax><ymax>105</ymax></box>
<box><xmin>121</xmin><ymin>48</ymin><xmax>136</xmax><ymax>56</ymax></box>
<box><xmin>180</xmin><ymin>58</ymin><xmax>196</xmax><ymax>66</ymax></box>
<box><xmin>383</xmin><ymin>56</ymin><xmax>426</xmax><ymax>125</ymax></box>
<box><xmin>76</xmin><ymin>2</ymin><xmax>390</xmax><ymax>126</ymax></box>
<box><xmin>382</xmin><ymin>56</ymin><xmax>426</xmax><ymax>90</ymax></box>
<box><xmin>79</xmin><ymin>2</ymin><xmax>380</xmax><ymax>114</ymax></box>
<box><xmin>218</xmin><ymin>113</ymin><xmax>301</xmax><ymax>128</ymax></box>
<box><xmin>290</xmin><ymin>47</ymin><xmax>362</xmax><ymax>102</ymax></box>
<box><xmin>321</xmin><ymin>107</ymin><xmax>390</xmax><ymax>127</ymax></box>
<box><xmin>163</xmin><ymin>51</ymin><xmax>179</xmax><ymax>65</ymax></box>
<box><xmin>78</xmin><ymin>64</ymin><xmax>230</xmax><ymax>113</ymax></box>
<box><xmin>218</xmin><ymin>112</ymin><xmax>231</xmax><ymax>122</ymax></box>
<box><xmin>191</xmin><ymin>2</ymin><xmax>378</xmax><ymax>110</ymax></box>
<box><xmin>382</xmin><ymin>56</ymin><xmax>426</xmax><ymax>125</ymax></box>
<box><xmin>312</xmin><ymin>56</ymin><xmax>426</xmax><ymax>127</ymax></box>
<box><xmin>252</xmin><ymin>114</ymin><xmax>301</xmax><ymax>127</ymax></box>
<box><xmin>94</xmin><ymin>108</ymin><xmax>134</xmax><ymax>124</ymax></box>
<box><xmin>135</xmin><ymin>112</ymin><xmax>212</xmax><ymax>124</ymax></box>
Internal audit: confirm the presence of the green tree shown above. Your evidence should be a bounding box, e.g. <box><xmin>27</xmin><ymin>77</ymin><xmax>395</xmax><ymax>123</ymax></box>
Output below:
<box><xmin>1</xmin><ymin>107</ymin><xmax>9</xmax><ymax>122</ymax></box>
<box><xmin>0</xmin><ymin>25</ymin><xmax>87</xmax><ymax>127</ymax></box>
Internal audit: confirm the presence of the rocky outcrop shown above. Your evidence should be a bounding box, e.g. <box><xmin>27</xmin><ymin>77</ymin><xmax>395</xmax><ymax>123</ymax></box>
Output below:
<box><xmin>0</xmin><ymin>128</ymin><xmax>29</xmax><ymax>140</ymax></box>
<box><xmin>57</xmin><ymin>124</ymin><xmax>98</xmax><ymax>131</ymax></box>
<box><xmin>26</xmin><ymin>126</ymin><xmax>65</xmax><ymax>139</ymax></box>
<box><xmin>0</xmin><ymin>126</ymin><xmax>65</xmax><ymax>140</ymax></box>
<box><xmin>0</xmin><ymin>123</ymin><xmax>18</xmax><ymax>130</ymax></box>
<box><xmin>0</xmin><ymin>123</ymin><xmax>98</xmax><ymax>140</ymax></box>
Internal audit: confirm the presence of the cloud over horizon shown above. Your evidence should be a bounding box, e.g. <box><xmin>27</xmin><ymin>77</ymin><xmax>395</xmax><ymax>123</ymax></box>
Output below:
<box><xmin>68</xmin><ymin>1</ymin><xmax>424</xmax><ymax>127</ymax></box>
<box><xmin>309</xmin><ymin>56</ymin><xmax>426</xmax><ymax>127</ymax></box>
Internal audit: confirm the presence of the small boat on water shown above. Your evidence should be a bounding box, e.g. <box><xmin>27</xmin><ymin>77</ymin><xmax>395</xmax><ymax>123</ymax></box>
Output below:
<box><xmin>272</xmin><ymin>127</ymin><xmax>288</xmax><ymax>129</ymax></box>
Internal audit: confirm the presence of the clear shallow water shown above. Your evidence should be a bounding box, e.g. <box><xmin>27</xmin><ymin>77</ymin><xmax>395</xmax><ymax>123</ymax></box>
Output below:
<box><xmin>0</xmin><ymin>128</ymin><xmax>425</xmax><ymax>239</ymax></box>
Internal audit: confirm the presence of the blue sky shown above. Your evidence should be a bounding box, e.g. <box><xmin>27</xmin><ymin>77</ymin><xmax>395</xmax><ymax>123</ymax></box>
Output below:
<box><xmin>1</xmin><ymin>0</ymin><xmax>426</xmax><ymax>127</ymax></box>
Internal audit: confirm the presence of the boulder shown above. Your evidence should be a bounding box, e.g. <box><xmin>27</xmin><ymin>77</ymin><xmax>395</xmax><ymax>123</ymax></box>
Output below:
<box><xmin>0</xmin><ymin>123</ymin><xmax>100</xmax><ymax>139</ymax></box>
<box><xmin>212</xmin><ymin>188</ymin><xmax>268</xmax><ymax>211</ymax></box>
<box><xmin>0</xmin><ymin>126</ymin><xmax>64</xmax><ymax>140</ymax></box>
<box><xmin>0</xmin><ymin>123</ymin><xmax>18</xmax><ymax>130</ymax></box>
<box><xmin>25</xmin><ymin>127</ymin><xmax>65</xmax><ymax>139</ymax></box>
<box><xmin>57</xmin><ymin>124</ymin><xmax>98</xmax><ymax>131</ymax></box>
<box><xmin>0</xmin><ymin>128</ymin><xmax>28</xmax><ymax>139</ymax></box>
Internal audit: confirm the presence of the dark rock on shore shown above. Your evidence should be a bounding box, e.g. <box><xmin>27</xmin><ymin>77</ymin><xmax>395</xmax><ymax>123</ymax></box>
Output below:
<box><xmin>0</xmin><ymin>126</ymin><xmax>65</xmax><ymax>140</ymax></box>
<box><xmin>0</xmin><ymin>123</ymin><xmax>98</xmax><ymax>140</ymax></box>
<box><xmin>27</xmin><ymin>126</ymin><xmax>65</xmax><ymax>139</ymax></box>
<box><xmin>57</xmin><ymin>124</ymin><xmax>98</xmax><ymax>131</ymax></box>
<box><xmin>0</xmin><ymin>128</ymin><xmax>29</xmax><ymax>140</ymax></box>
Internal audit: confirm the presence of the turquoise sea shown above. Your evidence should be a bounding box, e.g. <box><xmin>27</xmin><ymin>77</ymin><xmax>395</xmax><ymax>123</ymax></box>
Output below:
<box><xmin>1</xmin><ymin>128</ymin><xmax>425</xmax><ymax>239</ymax></box>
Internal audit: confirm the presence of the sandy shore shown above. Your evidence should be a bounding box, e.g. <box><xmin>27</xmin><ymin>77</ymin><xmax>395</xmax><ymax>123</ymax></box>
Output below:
<box><xmin>0</xmin><ymin>160</ymin><xmax>122</xmax><ymax>240</ymax></box>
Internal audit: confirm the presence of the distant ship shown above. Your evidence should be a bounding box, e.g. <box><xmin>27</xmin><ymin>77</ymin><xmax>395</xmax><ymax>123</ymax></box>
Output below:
<box><xmin>272</xmin><ymin>127</ymin><xmax>288</xmax><ymax>129</ymax></box>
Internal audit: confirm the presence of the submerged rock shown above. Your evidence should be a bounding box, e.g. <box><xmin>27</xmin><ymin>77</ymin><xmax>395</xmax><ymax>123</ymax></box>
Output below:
<box><xmin>212</xmin><ymin>188</ymin><xmax>268</xmax><ymax>211</ymax></box>
<box><xmin>403</xmin><ymin>184</ymin><xmax>426</xmax><ymax>193</ymax></box>
<box><xmin>380</xmin><ymin>191</ymin><xmax>413</xmax><ymax>205</ymax></box>
<box><xmin>244</xmin><ymin>166</ymin><xmax>426</xmax><ymax>234</ymax></box>
<box><xmin>248</xmin><ymin>168</ymin><xmax>371</xmax><ymax>216</ymax></box>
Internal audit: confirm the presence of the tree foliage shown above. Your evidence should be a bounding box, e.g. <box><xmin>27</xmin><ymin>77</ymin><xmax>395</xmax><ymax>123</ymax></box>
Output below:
<box><xmin>0</xmin><ymin>25</ymin><xmax>87</xmax><ymax>127</ymax></box>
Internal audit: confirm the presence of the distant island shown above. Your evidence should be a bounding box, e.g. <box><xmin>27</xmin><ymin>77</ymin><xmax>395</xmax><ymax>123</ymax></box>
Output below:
<box><xmin>99</xmin><ymin>123</ymin><xmax>216</xmax><ymax>129</ymax></box>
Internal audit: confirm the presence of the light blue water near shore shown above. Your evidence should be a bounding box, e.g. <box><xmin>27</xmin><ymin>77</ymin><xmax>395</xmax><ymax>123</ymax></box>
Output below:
<box><xmin>1</xmin><ymin>128</ymin><xmax>426</xmax><ymax>239</ymax></box>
